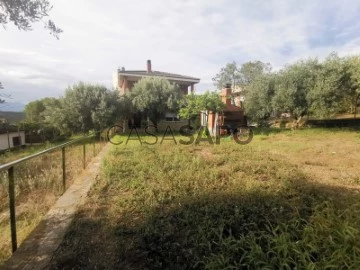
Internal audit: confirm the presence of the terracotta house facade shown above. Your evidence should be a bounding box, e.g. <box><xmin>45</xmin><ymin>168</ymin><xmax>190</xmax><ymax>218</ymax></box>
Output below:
<box><xmin>112</xmin><ymin>60</ymin><xmax>200</xmax><ymax>129</ymax></box>
<box><xmin>113</xmin><ymin>60</ymin><xmax>200</xmax><ymax>96</ymax></box>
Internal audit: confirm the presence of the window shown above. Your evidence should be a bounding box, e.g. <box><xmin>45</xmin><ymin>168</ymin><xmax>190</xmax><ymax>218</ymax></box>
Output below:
<box><xmin>165</xmin><ymin>112</ymin><xmax>180</xmax><ymax>122</ymax></box>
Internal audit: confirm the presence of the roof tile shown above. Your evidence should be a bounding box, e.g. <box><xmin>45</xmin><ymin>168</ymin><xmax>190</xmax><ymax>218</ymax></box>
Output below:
<box><xmin>118</xmin><ymin>70</ymin><xmax>200</xmax><ymax>82</ymax></box>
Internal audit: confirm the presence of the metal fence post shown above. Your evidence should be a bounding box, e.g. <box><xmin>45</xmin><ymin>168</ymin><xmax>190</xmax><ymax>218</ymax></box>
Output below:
<box><xmin>61</xmin><ymin>147</ymin><xmax>66</xmax><ymax>192</ymax></box>
<box><xmin>0</xmin><ymin>135</ymin><xmax>98</xmax><ymax>256</ymax></box>
<box><xmin>83</xmin><ymin>144</ymin><xmax>86</xmax><ymax>169</ymax></box>
<box><xmin>8</xmin><ymin>166</ymin><xmax>17</xmax><ymax>252</ymax></box>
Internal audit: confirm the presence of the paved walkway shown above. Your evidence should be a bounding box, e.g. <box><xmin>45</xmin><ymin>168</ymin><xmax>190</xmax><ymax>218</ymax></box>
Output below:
<box><xmin>1</xmin><ymin>143</ymin><xmax>111</xmax><ymax>270</ymax></box>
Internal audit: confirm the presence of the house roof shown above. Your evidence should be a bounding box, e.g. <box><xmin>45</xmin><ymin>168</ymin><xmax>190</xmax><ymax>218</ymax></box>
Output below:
<box><xmin>0</xmin><ymin>129</ymin><xmax>23</xmax><ymax>135</ymax></box>
<box><xmin>118</xmin><ymin>70</ymin><xmax>200</xmax><ymax>84</ymax></box>
<box><xmin>224</xmin><ymin>104</ymin><xmax>243</xmax><ymax>112</ymax></box>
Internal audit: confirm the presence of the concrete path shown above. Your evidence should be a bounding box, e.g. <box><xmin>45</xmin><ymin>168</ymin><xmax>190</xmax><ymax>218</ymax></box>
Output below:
<box><xmin>1</xmin><ymin>143</ymin><xmax>111</xmax><ymax>270</ymax></box>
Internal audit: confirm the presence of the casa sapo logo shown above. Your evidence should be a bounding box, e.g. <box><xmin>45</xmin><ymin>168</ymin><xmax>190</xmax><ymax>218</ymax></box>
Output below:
<box><xmin>106</xmin><ymin>125</ymin><xmax>253</xmax><ymax>145</ymax></box>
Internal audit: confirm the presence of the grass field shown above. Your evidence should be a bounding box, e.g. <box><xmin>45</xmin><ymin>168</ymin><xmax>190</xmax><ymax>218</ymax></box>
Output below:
<box><xmin>0</xmin><ymin>138</ymin><xmax>105</xmax><ymax>264</ymax></box>
<box><xmin>46</xmin><ymin>128</ymin><xmax>360</xmax><ymax>269</ymax></box>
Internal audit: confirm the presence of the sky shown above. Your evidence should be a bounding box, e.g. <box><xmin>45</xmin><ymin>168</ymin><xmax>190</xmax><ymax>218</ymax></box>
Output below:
<box><xmin>1</xmin><ymin>0</ymin><xmax>360</xmax><ymax>111</ymax></box>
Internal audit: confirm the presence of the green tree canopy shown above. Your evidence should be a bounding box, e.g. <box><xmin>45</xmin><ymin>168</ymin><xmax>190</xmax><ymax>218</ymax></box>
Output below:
<box><xmin>239</xmin><ymin>61</ymin><xmax>272</xmax><ymax>87</ymax></box>
<box><xmin>42</xmin><ymin>83</ymin><xmax>121</xmax><ymax>134</ymax></box>
<box><xmin>272</xmin><ymin>59</ymin><xmax>320</xmax><ymax>119</ymax></box>
<box><xmin>341</xmin><ymin>56</ymin><xmax>360</xmax><ymax>117</ymax></box>
<box><xmin>129</xmin><ymin>77</ymin><xmax>182</xmax><ymax>127</ymax></box>
<box><xmin>215</xmin><ymin>52</ymin><xmax>360</xmax><ymax>121</ymax></box>
<box><xmin>212</xmin><ymin>61</ymin><xmax>271</xmax><ymax>90</ymax></box>
<box><xmin>307</xmin><ymin>53</ymin><xmax>345</xmax><ymax>118</ymax></box>
<box><xmin>212</xmin><ymin>61</ymin><xmax>240</xmax><ymax>90</ymax></box>
<box><xmin>0</xmin><ymin>0</ymin><xmax>62</xmax><ymax>38</ymax></box>
<box><xmin>24</xmin><ymin>98</ymin><xmax>50</xmax><ymax>123</ymax></box>
<box><xmin>179</xmin><ymin>91</ymin><xmax>225</xmax><ymax>119</ymax></box>
<box><xmin>244</xmin><ymin>74</ymin><xmax>275</xmax><ymax>121</ymax></box>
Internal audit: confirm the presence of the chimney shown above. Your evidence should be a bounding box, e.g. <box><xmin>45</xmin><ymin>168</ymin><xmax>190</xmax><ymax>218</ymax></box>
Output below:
<box><xmin>147</xmin><ymin>60</ymin><xmax>152</xmax><ymax>73</ymax></box>
<box><xmin>221</xmin><ymin>83</ymin><xmax>232</xmax><ymax>106</ymax></box>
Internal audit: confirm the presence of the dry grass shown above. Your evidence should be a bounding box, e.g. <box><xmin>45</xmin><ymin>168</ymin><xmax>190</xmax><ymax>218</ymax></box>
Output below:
<box><xmin>0</xmin><ymin>139</ymin><xmax>106</xmax><ymax>264</ymax></box>
<box><xmin>255</xmin><ymin>129</ymin><xmax>360</xmax><ymax>187</ymax></box>
<box><xmin>47</xmin><ymin>128</ymin><xmax>360</xmax><ymax>269</ymax></box>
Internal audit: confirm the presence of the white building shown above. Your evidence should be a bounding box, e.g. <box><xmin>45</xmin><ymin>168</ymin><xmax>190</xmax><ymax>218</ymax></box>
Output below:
<box><xmin>0</xmin><ymin>131</ymin><xmax>25</xmax><ymax>151</ymax></box>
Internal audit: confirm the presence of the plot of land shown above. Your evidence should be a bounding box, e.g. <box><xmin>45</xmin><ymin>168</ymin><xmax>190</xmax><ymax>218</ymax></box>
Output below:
<box><xmin>50</xmin><ymin>128</ymin><xmax>360</xmax><ymax>269</ymax></box>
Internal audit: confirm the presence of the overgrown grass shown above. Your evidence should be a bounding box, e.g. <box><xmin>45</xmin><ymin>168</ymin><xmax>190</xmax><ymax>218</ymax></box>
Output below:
<box><xmin>0</xmin><ymin>141</ymin><xmax>64</xmax><ymax>165</ymax></box>
<box><xmin>0</xmin><ymin>138</ymin><xmax>106</xmax><ymax>264</ymax></box>
<box><xmin>51</xmin><ymin>128</ymin><xmax>360</xmax><ymax>269</ymax></box>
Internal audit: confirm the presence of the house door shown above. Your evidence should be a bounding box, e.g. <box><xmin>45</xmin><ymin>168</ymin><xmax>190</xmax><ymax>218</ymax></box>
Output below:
<box><xmin>12</xmin><ymin>136</ymin><xmax>21</xmax><ymax>147</ymax></box>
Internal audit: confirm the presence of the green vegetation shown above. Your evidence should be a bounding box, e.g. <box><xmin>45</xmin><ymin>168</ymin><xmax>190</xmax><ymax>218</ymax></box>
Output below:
<box><xmin>179</xmin><ymin>91</ymin><xmax>225</xmax><ymax>122</ymax></box>
<box><xmin>212</xmin><ymin>61</ymin><xmax>271</xmax><ymax>91</ymax></box>
<box><xmin>22</xmin><ymin>78</ymin><xmax>185</xmax><ymax>138</ymax></box>
<box><xmin>0</xmin><ymin>138</ymin><xmax>106</xmax><ymax>264</ymax></box>
<box><xmin>128</xmin><ymin>77</ymin><xmax>182</xmax><ymax>127</ymax></box>
<box><xmin>0</xmin><ymin>140</ymin><xmax>64</xmax><ymax>164</ymax></box>
<box><xmin>213</xmin><ymin>53</ymin><xmax>360</xmax><ymax>121</ymax></box>
<box><xmin>0</xmin><ymin>0</ymin><xmax>62</xmax><ymax>38</ymax></box>
<box><xmin>50</xmin><ymin>128</ymin><xmax>360</xmax><ymax>269</ymax></box>
<box><xmin>22</xmin><ymin>83</ymin><xmax>121</xmax><ymax>138</ymax></box>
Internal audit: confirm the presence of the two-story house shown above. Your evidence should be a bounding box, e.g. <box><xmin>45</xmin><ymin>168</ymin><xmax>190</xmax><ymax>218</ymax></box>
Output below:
<box><xmin>113</xmin><ymin>60</ymin><xmax>200</xmax><ymax>96</ymax></box>
<box><xmin>112</xmin><ymin>60</ymin><xmax>200</xmax><ymax>129</ymax></box>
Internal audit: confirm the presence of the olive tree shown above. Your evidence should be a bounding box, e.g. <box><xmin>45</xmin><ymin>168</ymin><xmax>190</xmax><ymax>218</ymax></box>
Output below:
<box><xmin>129</xmin><ymin>77</ymin><xmax>182</xmax><ymax>128</ymax></box>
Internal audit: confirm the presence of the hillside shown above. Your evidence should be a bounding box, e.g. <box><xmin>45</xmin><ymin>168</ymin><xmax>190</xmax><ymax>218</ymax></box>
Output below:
<box><xmin>0</xmin><ymin>111</ymin><xmax>25</xmax><ymax>124</ymax></box>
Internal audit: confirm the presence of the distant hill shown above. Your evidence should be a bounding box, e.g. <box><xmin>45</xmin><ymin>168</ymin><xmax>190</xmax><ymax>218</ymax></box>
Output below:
<box><xmin>0</xmin><ymin>111</ymin><xmax>25</xmax><ymax>123</ymax></box>
<box><xmin>0</xmin><ymin>102</ymin><xmax>25</xmax><ymax>112</ymax></box>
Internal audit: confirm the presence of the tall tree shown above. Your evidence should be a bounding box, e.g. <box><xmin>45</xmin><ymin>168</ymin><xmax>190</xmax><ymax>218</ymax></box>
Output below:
<box><xmin>20</xmin><ymin>97</ymin><xmax>63</xmax><ymax>141</ymax></box>
<box><xmin>239</xmin><ymin>61</ymin><xmax>272</xmax><ymax>87</ymax></box>
<box><xmin>307</xmin><ymin>53</ymin><xmax>344</xmax><ymax>118</ymax></box>
<box><xmin>0</xmin><ymin>0</ymin><xmax>62</xmax><ymax>38</ymax></box>
<box><xmin>212</xmin><ymin>61</ymin><xmax>240</xmax><ymax>90</ymax></box>
<box><xmin>129</xmin><ymin>77</ymin><xmax>182</xmax><ymax>128</ymax></box>
<box><xmin>272</xmin><ymin>59</ymin><xmax>320</xmax><ymax>119</ymax></box>
<box><xmin>212</xmin><ymin>61</ymin><xmax>271</xmax><ymax>92</ymax></box>
<box><xmin>43</xmin><ymin>83</ymin><xmax>121</xmax><ymax>134</ymax></box>
<box><xmin>24</xmin><ymin>99</ymin><xmax>47</xmax><ymax>123</ymax></box>
<box><xmin>342</xmin><ymin>56</ymin><xmax>360</xmax><ymax>117</ymax></box>
<box><xmin>244</xmin><ymin>74</ymin><xmax>275</xmax><ymax>121</ymax></box>
<box><xmin>42</xmin><ymin>97</ymin><xmax>66</xmax><ymax>132</ymax></box>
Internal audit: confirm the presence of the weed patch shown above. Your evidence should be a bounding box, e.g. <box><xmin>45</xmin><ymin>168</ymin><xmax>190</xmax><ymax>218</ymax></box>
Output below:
<box><xmin>50</xmin><ymin>129</ymin><xmax>360</xmax><ymax>269</ymax></box>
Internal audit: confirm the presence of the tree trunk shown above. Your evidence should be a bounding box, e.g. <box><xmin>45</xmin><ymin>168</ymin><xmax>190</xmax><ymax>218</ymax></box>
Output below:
<box><xmin>150</xmin><ymin>118</ymin><xmax>158</xmax><ymax>132</ymax></box>
<box><xmin>354</xmin><ymin>97</ymin><xmax>358</xmax><ymax>119</ymax></box>
<box><xmin>292</xmin><ymin>115</ymin><xmax>302</xmax><ymax>129</ymax></box>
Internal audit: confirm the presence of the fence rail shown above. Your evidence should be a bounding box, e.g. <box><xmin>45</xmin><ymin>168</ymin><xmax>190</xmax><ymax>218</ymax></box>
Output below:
<box><xmin>0</xmin><ymin>135</ymin><xmax>105</xmax><ymax>254</ymax></box>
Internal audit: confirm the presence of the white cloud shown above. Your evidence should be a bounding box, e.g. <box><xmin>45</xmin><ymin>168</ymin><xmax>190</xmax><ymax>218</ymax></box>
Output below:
<box><xmin>1</xmin><ymin>0</ymin><xmax>360</xmax><ymax>104</ymax></box>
